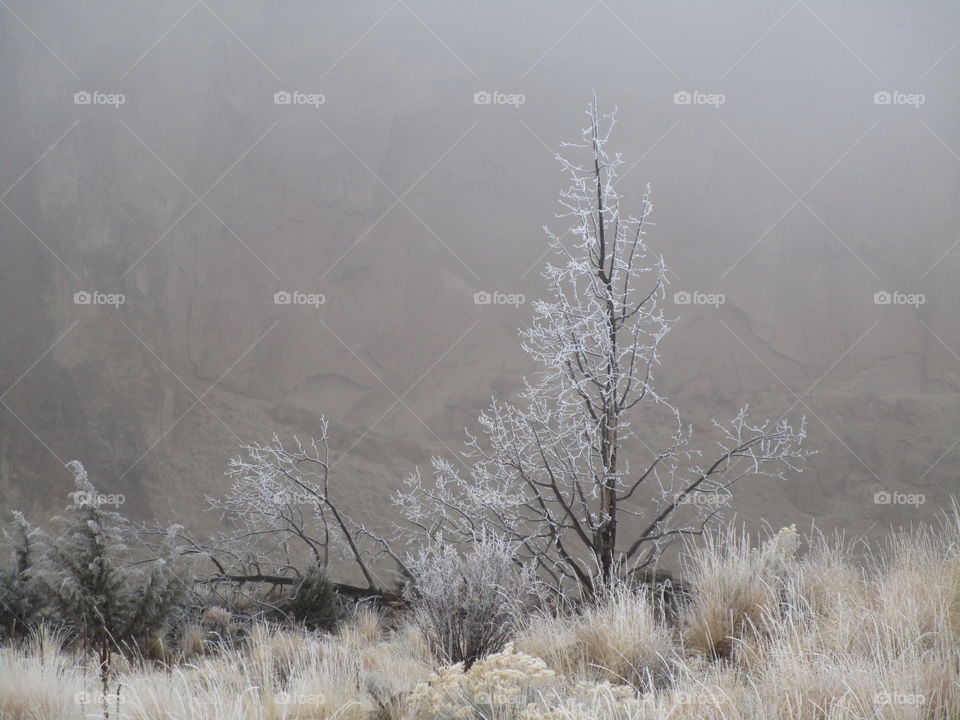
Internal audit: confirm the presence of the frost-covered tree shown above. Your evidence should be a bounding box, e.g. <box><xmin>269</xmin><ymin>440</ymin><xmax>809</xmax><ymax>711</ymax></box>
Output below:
<box><xmin>0</xmin><ymin>511</ymin><xmax>45</xmax><ymax>639</ymax></box>
<box><xmin>41</xmin><ymin>461</ymin><xmax>187</xmax><ymax>670</ymax></box>
<box><xmin>396</xmin><ymin>99</ymin><xmax>811</xmax><ymax>594</ymax></box>
<box><xmin>207</xmin><ymin>422</ymin><xmax>380</xmax><ymax>593</ymax></box>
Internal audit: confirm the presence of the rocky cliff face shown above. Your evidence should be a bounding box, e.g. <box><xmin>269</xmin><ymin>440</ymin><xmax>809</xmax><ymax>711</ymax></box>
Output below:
<box><xmin>1</xmin><ymin>1</ymin><xmax>958</xmax><ymax>543</ymax></box>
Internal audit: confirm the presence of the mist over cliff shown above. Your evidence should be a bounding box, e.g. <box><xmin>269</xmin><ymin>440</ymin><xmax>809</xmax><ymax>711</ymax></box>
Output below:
<box><xmin>1</xmin><ymin>0</ymin><xmax>959</xmax><ymax>542</ymax></box>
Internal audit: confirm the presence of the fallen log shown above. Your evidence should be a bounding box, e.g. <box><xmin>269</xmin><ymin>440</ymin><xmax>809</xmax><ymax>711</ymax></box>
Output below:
<box><xmin>196</xmin><ymin>574</ymin><xmax>407</xmax><ymax>608</ymax></box>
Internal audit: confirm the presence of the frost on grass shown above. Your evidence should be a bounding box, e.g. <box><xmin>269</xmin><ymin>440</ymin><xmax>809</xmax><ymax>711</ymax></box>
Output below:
<box><xmin>1</xmin><ymin>522</ymin><xmax>960</xmax><ymax>719</ymax></box>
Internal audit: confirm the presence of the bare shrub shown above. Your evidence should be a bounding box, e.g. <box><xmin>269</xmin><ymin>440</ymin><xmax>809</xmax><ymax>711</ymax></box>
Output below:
<box><xmin>404</xmin><ymin>534</ymin><xmax>540</xmax><ymax>668</ymax></box>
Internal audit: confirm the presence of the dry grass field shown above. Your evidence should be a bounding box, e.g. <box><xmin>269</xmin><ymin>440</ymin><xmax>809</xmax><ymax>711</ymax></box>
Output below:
<box><xmin>2</xmin><ymin>517</ymin><xmax>959</xmax><ymax>720</ymax></box>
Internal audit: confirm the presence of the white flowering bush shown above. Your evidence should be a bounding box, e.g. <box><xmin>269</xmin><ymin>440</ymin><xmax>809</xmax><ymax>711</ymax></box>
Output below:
<box><xmin>408</xmin><ymin>643</ymin><xmax>557</xmax><ymax>719</ymax></box>
<box><xmin>406</xmin><ymin>643</ymin><xmax>654</xmax><ymax>720</ymax></box>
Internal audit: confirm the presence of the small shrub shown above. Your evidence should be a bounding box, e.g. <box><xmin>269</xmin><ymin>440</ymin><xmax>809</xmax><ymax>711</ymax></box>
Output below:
<box><xmin>405</xmin><ymin>534</ymin><xmax>540</xmax><ymax>668</ymax></box>
<box><xmin>38</xmin><ymin>461</ymin><xmax>189</xmax><ymax>667</ymax></box>
<box><xmin>408</xmin><ymin>643</ymin><xmax>557</xmax><ymax>719</ymax></box>
<box><xmin>0</xmin><ymin>512</ymin><xmax>46</xmax><ymax>640</ymax></box>
<box><xmin>281</xmin><ymin>567</ymin><xmax>343</xmax><ymax>630</ymax></box>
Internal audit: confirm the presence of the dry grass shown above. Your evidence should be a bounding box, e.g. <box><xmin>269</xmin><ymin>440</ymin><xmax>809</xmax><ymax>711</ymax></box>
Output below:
<box><xmin>3</xmin><ymin>519</ymin><xmax>960</xmax><ymax>719</ymax></box>
<box><xmin>516</xmin><ymin>585</ymin><xmax>676</xmax><ymax>689</ymax></box>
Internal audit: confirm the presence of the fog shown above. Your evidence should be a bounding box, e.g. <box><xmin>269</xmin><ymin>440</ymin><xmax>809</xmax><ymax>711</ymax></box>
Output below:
<box><xmin>1</xmin><ymin>0</ymin><xmax>959</xmax><ymax>543</ymax></box>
